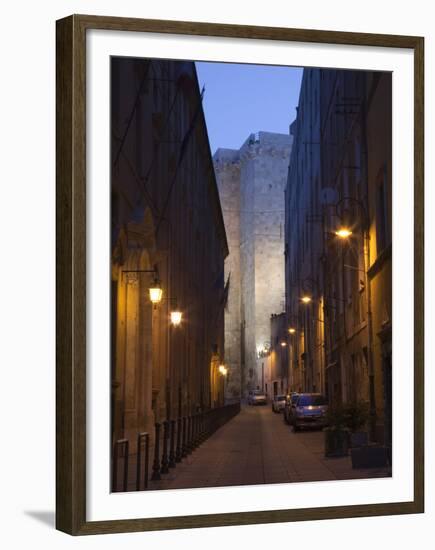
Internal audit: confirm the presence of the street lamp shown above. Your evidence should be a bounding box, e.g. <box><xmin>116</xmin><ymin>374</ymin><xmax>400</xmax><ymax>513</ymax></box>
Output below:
<box><xmin>335</xmin><ymin>227</ymin><xmax>353</xmax><ymax>239</ymax></box>
<box><xmin>218</xmin><ymin>364</ymin><xmax>228</xmax><ymax>376</ymax></box>
<box><xmin>280</xmin><ymin>341</ymin><xmax>287</xmax><ymax>347</ymax></box>
<box><xmin>170</xmin><ymin>310</ymin><xmax>182</xmax><ymax>326</ymax></box>
<box><xmin>149</xmin><ymin>278</ymin><xmax>163</xmax><ymax>307</ymax></box>
<box><xmin>288</xmin><ymin>327</ymin><xmax>296</xmax><ymax>334</ymax></box>
<box><xmin>301</xmin><ymin>295</ymin><xmax>312</xmax><ymax>304</ymax></box>
<box><xmin>122</xmin><ymin>267</ymin><xmax>163</xmax><ymax>307</ymax></box>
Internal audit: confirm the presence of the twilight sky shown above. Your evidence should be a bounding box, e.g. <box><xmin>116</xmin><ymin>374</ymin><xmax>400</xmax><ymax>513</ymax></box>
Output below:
<box><xmin>196</xmin><ymin>61</ymin><xmax>303</xmax><ymax>155</ymax></box>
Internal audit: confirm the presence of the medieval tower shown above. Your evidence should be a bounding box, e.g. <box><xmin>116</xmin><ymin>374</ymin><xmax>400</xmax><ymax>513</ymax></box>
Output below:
<box><xmin>214</xmin><ymin>131</ymin><xmax>292</xmax><ymax>399</ymax></box>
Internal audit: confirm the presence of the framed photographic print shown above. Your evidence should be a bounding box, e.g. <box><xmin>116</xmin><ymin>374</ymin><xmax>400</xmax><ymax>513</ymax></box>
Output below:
<box><xmin>56</xmin><ymin>14</ymin><xmax>424</xmax><ymax>535</ymax></box>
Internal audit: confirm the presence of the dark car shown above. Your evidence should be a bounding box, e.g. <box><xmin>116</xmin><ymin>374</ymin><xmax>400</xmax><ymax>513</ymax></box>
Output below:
<box><xmin>283</xmin><ymin>392</ymin><xmax>300</xmax><ymax>424</ymax></box>
<box><xmin>291</xmin><ymin>393</ymin><xmax>328</xmax><ymax>431</ymax></box>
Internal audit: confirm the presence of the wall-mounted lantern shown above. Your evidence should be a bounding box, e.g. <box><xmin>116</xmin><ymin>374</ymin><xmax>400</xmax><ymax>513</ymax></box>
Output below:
<box><xmin>122</xmin><ymin>266</ymin><xmax>163</xmax><ymax>308</ymax></box>
<box><xmin>149</xmin><ymin>278</ymin><xmax>163</xmax><ymax>307</ymax></box>
<box><xmin>170</xmin><ymin>310</ymin><xmax>182</xmax><ymax>326</ymax></box>
<box><xmin>218</xmin><ymin>364</ymin><xmax>228</xmax><ymax>376</ymax></box>
<box><xmin>335</xmin><ymin>227</ymin><xmax>353</xmax><ymax>239</ymax></box>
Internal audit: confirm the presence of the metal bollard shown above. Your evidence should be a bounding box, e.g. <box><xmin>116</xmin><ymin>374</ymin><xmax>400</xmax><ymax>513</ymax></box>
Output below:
<box><xmin>191</xmin><ymin>415</ymin><xmax>196</xmax><ymax>451</ymax></box>
<box><xmin>112</xmin><ymin>439</ymin><xmax>129</xmax><ymax>492</ymax></box>
<box><xmin>175</xmin><ymin>416</ymin><xmax>183</xmax><ymax>462</ymax></box>
<box><xmin>191</xmin><ymin>415</ymin><xmax>197</xmax><ymax>449</ymax></box>
<box><xmin>160</xmin><ymin>420</ymin><xmax>170</xmax><ymax>473</ymax></box>
<box><xmin>136</xmin><ymin>432</ymin><xmax>149</xmax><ymax>491</ymax></box>
<box><xmin>197</xmin><ymin>413</ymin><xmax>202</xmax><ymax>445</ymax></box>
<box><xmin>194</xmin><ymin>414</ymin><xmax>200</xmax><ymax>448</ymax></box>
<box><xmin>187</xmin><ymin>415</ymin><xmax>193</xmax><ymax>454</ymax></box>
<box><xmin>151</xmin><ymin>423</ymin><xmax>161</xmax><ymax>481</ymax></box>
<box><xmin>169</xmin><ymin>419</ymin><xmax>176</xmax><ymax>468</ymax></box>
<box><xmin>182</xmin><ymin>416</ymin><xmax>188</xmax><ymax>458</ymax></box>
<box><xmin>201</xmin><ymin>412</ymin><xmax>206</xmax><ymax>443</ymax></box>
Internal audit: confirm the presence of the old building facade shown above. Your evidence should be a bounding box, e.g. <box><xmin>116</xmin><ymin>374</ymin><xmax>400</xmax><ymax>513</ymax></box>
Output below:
<box><xmin>111</xmin><ymin>57</ymin><xmax>229</xmax><ymax>453</ymax></box>
<box><xmin>285</xmin><ymin>68</ymin><xmax>392</xmax><ymax>448</ymax></box>
<box><xmin>263</xmin><ymin>312</ymin><xmax>289</xmax><ymax>399</ymax></box>
<box><xmin>214</xmin><ymin>132</ymin><xmax>292</xmax><ymax>398</ymax></box>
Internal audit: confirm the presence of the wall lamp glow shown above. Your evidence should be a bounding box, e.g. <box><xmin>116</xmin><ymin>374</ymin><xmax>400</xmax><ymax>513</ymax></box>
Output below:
<box><xmin>170</xmin><ymin>311</ymin><xmax>182</xmax><ymax>326</ymax></box>
<box><xmin>335</xmin><ymin>227</ymin><xmax>353</xmax><ymax>239</ymax></box>
<box><xmin>149</xmin><ymin>279</ymin><xmax>163</xmax><ymax>306</ymax></box>
<box><xmin>219</xmin><ymin>365</ymin><xmax>228</xmax><ymax>376</ymax></box>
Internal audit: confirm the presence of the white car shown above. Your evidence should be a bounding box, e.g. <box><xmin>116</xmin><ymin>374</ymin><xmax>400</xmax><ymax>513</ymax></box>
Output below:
<box><xmin>248</xmin><ymin>390</ymin><xmax>267</xmax><ymax>406</ymax></box>
<box><xmin>271</xmin><ymin>394</ymin><xmax>286</xmax><ymax>413</ymax></box>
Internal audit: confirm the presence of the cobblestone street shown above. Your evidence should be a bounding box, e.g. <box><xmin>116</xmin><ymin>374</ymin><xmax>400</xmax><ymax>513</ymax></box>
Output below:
<box><xmin>136</xmin><ymin>405</ymin><xmax>391</xmax><ymax>492</ymax></box>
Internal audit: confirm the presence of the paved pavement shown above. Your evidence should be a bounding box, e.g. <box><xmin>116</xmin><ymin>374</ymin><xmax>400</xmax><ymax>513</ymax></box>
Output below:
<box><xmin>128</xmin><ymin>405</ymin><xmax>390</xmax><ymax>492</ymax></box>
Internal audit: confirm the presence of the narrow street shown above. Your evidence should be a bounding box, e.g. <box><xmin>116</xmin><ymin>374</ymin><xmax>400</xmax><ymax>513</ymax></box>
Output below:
<box><xmin>142</xmin><ymin>406</ymin><xmax>390</xmax><ymax>492</ymax></box>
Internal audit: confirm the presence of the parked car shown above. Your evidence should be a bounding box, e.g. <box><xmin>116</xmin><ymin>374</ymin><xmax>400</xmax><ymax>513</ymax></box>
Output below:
<box><xmin>248</xmin><ymin>390</ymin><xmax>267</xmax><ymax>406</ymax></box>
<box><xmin>291</xmin><ymin>393</ymin><xmax>329</xmax><ymax>431</ymax></box>
<box><xmin>283</xmin><ymin>392</ymin><xmax>300</xmax><ymax>424</ymax></box>
<box><xmin>271</xmin><ymin>394</ymin><xmax>286</xmax><ymax>413</ymax></box>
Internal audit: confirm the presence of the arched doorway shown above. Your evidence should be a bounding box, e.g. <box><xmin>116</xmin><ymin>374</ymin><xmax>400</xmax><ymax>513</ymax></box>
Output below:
<box><xmin>111</xmin><ymin>207</ymin><xmax>158</xmax><ymax>452</ymax></box>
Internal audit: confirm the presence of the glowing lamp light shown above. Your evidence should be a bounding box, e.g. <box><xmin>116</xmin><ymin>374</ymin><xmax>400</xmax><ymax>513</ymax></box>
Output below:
<box><xmin>170</xmin><ymin>311</ymin><xmax>182</xmax><ymax>326</ymax></box>
<box><xmin>288</xmin><ymin>327</ymin><xmax>296</xmax><ymax>334</ymax></box>
<box><xmin>335</xmin><ymin>227</ymin><xmax>353</xmax><ymax>239</ymax></box>
<box><xmin>280</xmin><ymin>341</ymin><xmax>287</xmax><ymax>347</ymax></box>
<box><xmin>218</xmin><ymin>365</ymin><xmax>228</xmax><ymax>376</ymax></box>
<box><xmin>301</xmin><ymin>295</ymin><xmax>312</xmax><ymax>304</ymax></box>
<box><xmin>148</xmin><ymin>282</ymin><xmax>163</xmax><ymax>306</ymax></box>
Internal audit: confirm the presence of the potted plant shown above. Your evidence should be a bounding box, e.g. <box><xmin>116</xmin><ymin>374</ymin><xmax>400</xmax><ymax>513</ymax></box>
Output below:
<box><xmin>343</xmin><ymin>400</ymin><xmax>369</xmax><ymax>448</ymax></box>
<box><xmin>324</xmin><ymin>403</ymin><xmax>350</xmax><ymax>457</ymax></box>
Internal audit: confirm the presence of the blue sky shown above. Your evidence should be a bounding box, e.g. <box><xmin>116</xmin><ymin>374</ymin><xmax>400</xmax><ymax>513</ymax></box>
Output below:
<box><xmin>196</xmin><ymin>61</ymin><xmax>303</xmax><ymax>154</ymax></box>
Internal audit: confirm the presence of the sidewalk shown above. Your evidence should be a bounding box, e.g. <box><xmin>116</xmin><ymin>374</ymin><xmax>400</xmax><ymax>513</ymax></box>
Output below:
<box><xmin>128</xmin><ymin>404</ymin><xmax>390</xmax><ymax>492</ymax></box>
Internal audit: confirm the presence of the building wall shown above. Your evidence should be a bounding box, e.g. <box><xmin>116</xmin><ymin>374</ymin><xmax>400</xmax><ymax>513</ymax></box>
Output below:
<box><xmin>213</xmin><ymin>149</ymin><xmax>242</xmax><ymax>399</ymax></box>
<box><xmin>264</xmin><ymin>313</ymin><xmax>289</xmax><ymax>399</ymax></box>
<box><xmin>366</xmin><ymin>73</ymin><xmax>393</xmax><ymax>446</ymax></box>
<box><xmin>285</xmin><ymin>69</ymin><xmax>324</xmax><ymax>395</ymax></box>
<box><xmin>215</xmin><ymin>132</ymin><xmax>291</xmax><ymax>398</ymax></box>
<box><xmin>285</xmin><ymin>67</ymin><xmax>392</xmax><ymax>446</ymax></box>
<box><xmin>111</xmin><ymin>57</ymin><xmax>228</xmax><ymax>455</ymax></box>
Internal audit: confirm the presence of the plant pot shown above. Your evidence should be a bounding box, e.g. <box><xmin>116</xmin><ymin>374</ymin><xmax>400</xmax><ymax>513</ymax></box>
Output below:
<box><xmin>324</xmin><ymin>427</ymin><xmax>349</xmax><ymax>457</ymax></box>
<box><xmin>349</xmin><ymin>431</ymin><xmax>369</xmax><ymax>448</ymax></box>
<box><xmin>350</xmin><ymin>445</ymin><xmax>389</xmax><ymax>469</ymax></box>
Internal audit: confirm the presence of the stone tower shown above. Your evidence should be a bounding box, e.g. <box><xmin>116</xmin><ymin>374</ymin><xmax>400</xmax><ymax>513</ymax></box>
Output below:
<box><xmin>214</xmin><ymin>132</ymin><xmax>292</xmax><ymax>399</ymax></box>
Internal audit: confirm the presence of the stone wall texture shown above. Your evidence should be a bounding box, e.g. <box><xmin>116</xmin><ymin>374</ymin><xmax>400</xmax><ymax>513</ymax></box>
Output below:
<box><xmin>215</xmin><ymin>132</ymin><xmax>292</xmax><ymax>398</ymax></box>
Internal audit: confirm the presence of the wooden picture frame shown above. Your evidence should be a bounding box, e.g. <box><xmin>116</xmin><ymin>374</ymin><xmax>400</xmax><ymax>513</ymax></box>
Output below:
<box><xmin>56</xmin><ymin>14</ymin><xmax>424</xmax><ymax>535</ymax></box>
